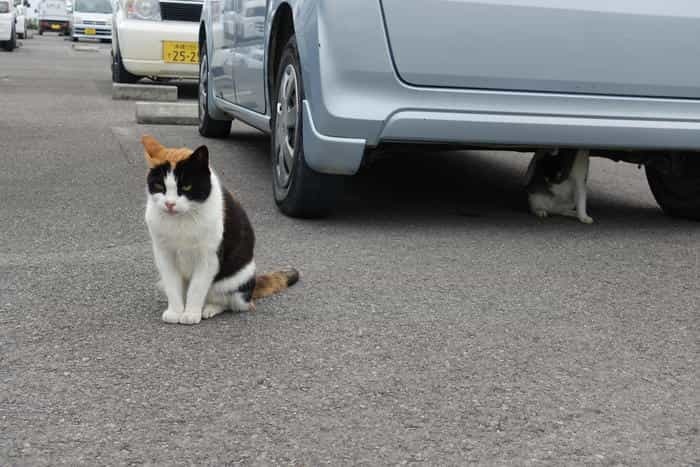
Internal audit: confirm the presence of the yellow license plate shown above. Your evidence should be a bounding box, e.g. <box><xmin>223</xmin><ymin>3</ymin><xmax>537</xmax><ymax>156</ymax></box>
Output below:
<box><xmin>162</xmin><ymin>41</ymin><xmax>199</xmax><ymax>64</ymax></box>
<box><xmin>51</xmin><ymin>24</ymin><xmax>61</xmax><ymax>30</ymax></box>
<box><xmin>85</xmin><ymin>28</ymin><xmax>96</xmax><ymax>35</ymax></box>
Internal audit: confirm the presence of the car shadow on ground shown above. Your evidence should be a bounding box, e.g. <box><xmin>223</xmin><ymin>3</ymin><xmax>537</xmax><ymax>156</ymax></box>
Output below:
<box><xmin>214</xmin><ymin>127</ymin><xmax>689</xmax><ymax>231</ymax></box>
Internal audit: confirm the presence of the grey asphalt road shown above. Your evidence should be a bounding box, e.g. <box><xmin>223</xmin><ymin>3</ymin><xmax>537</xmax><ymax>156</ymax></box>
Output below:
<box><xmin>1</xmin><ymin>36</ymin><xmax>698</xmax><ymax>466</ymax></box>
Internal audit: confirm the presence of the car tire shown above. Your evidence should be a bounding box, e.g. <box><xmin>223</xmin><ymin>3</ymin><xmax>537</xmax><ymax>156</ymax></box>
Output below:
<box><xmin>72</xmin><ymin>36</ymin><xmax>78</xmax><ymax>42</ymax></box>
<box><xmin>38</xmin><ymin>28</ymin><xmax>43</xmax><ymax>35</ymax></box>
<box><xmin>3</xmin><ymin>27</ymin><xmax>15</xmax><ymax>51</ymax></box>
<box><xmin>270</xmin><ymin>36</ymin><xmax>344</xmax><ymax>218</ymax></box>
<box><xmin>646</xmin><ymin>159</ymin><xmax>700</xmax><ymax>220</ymax></box>
<box><xmin>112</xmin><ymin>46</ymin><xmax>139</xmax><ymax>84</ymax></box>
<box><xmin>198</xmin><ymin>39</ymin><xmax>232</xmax><ymax>138</ymax></box>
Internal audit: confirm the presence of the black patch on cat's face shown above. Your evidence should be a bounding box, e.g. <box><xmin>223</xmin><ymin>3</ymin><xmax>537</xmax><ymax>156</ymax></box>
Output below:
<box><xmin>173</xmin><ymin>146</ymin><xmax>211</xmax><ymax>203</ymax></box>
<box><xmin>147</xmin><ymin>163</ymin><xmax>168</xmax><ymax>194</ymax></box>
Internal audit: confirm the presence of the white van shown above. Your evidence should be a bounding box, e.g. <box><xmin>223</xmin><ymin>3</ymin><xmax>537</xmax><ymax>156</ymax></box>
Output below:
<box><xmin>0</xmin><ymin>0</ymin><xmax>16</xmax><ymax>51</ymax></box>
<box><xmin>38</xmin><ymin>0</ymin><xmax>69</xmax><ymax>35</ymax></box>
<box><xmin>70</xmin><ymin>0</ymin><xmax>111</xmax><ymax>41</ymax></box>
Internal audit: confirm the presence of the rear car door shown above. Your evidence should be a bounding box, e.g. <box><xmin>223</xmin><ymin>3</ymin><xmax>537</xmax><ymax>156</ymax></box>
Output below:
<box><xmin>380</xmin><ymin>0</ymin><xmax>700</xmax><ymax>98</ymax></box>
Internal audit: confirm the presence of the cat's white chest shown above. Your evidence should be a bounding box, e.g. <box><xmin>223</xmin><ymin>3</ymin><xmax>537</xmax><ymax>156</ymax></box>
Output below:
<box><xmin>146</xmin><ymin>204</ymin><xmax>223</xmax><ymax>280</ymax></box>
<box><xmin>550</xmin><ymin>179</ymin><xmax>575</xmax><ymax>204</ymax></box>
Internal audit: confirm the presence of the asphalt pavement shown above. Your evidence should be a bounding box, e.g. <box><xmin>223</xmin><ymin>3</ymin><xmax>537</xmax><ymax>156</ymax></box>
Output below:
<box><xmin>0</xmin><ymin>35</ymin><xmax>698</xmax><ymax>466</ymax></box>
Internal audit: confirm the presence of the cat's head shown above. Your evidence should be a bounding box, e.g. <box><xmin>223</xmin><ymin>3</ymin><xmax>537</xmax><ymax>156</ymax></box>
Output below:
<box><xmin>142</xmin><ymin>135</ymin><xmax>212</xmax><ymax>215</ymax></box>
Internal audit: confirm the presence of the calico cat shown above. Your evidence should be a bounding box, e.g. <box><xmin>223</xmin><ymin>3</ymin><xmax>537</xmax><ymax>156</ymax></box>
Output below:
<box><xmin>526</xmin><ymin>148</ymin><xmax>593</xmax><ymax>224</ymax></box>
<box><xmin>142</xmin><ymin>135</ymin><xmax>299</xmax><ymax>325</ymax></box>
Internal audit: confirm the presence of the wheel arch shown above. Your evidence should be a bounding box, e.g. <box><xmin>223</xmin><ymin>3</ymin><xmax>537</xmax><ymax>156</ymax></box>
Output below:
<box><xmin>198</xmin><ymin>20</ymin><xmax>230</xmax><ymax>121</ymax></box>
<box><xmin>266</xmin><ymin>2</ymin><xmax>295</xmax><ymax>117</ymax></box>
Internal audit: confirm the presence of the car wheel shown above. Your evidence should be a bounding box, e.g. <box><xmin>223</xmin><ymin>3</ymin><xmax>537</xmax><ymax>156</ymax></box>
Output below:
<box><xmin>4</xmin><ymin>28</ymin><xmax>15</xmax><ymax>51</ymax></box>
<box><xmin>112</xmin><ymin>46</ymin><xmax>139</xmax><ymax>84</ymax></box>
<box><xmin>270</xmin><ymin>36</ymin><xmax>344</xmax><ymax>218</ymax></box>
<box><xmin>72</xmin><ymin>36</ymin><xmax>78</xmax><ymax>42</ymax></box>
<box><xmin>38</xmin><ymin>28</ymin><xmax>43</xmax><ymax>35</ymax></box>
<box><xmin>198</xmin><ymin>39</ymin><xmax>232</xmax><ymax>138</ymax></box>
<box><xmin>646</xmin><ymin>158</ymin><xmax>700</xmax><ymax>220</ymax></box>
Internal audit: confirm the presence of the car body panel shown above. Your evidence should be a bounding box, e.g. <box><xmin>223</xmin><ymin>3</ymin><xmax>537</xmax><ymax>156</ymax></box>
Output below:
<box><xmin>39</xmin><ymin>0</ymin><xmax>69</xmax><ymax>22</ymax></box>
<box><xmin>0</xmin><ymin>1</ymin><xmax>14</xmax><ymax>42</ymax></box>
<box><xmin>202</xmin><ymin>0</ymin><xmax>700</xmax><ymax>176</ymax></box>
<box><xmin>380</xmin><ymin>0</ymin><xmax>700</xmax><ymax>99</ymax></box>
<box><xmin>113</xmin><ymin>0</ymin><xmax>202</xmax><ymax>78</ymax></box>
<box><xmin>15</xmin><ymin>6</ymin><xmax>25</xmax><ymax>36</ymax></box>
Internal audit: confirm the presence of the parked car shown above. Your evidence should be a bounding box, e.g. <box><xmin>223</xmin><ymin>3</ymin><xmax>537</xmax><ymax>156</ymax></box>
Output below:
<box><xmin>38</xmin><ymin>0</ymin><xmax>70</xmax><ymax>35</ymax></box>
<box><xmin>0</xmin><ymin>0</ymin><xmax>16</xmax><ymax>51</ymax></box>
<box><xmin>69</xmin><ymin>0</ymin><xmax>111</xmax><ymax>42</ymax></box>
<box><xmin>15</xmin><ymin>4</ymin><xmax>26</xmax><ymax>38</ymax></box>
<box><xmin>198</xmin><ymin>1</ymin><xmax>700</xmax><ymax>219</ymax></box>
<box><xmin>111</xmin><ymin>0</ymin><xmax>202</xmax><ymax>83</ymax></box>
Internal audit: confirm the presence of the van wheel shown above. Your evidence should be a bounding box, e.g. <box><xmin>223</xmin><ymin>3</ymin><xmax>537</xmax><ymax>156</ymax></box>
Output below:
<box><xmin>3</xmin><ymin>28</ymin><xmax>15</xmax><ymax>51</ymax></box>
<box><xmin>270</xmin><ymin>36</ymin><xmax>344</xmax><ymax>218</ymax></box>
<box><xmin>646</xmin><ymin>159</ymin><xmax>700</xmax><ymax>220</ymax></box>
<box><xmin>112</xmin><ymin>47</ymin><xmax>139</xmax><ymax>84</ymax></box>
<box><xmin>198</xmin><ymin>39</ymin><xmax>232</xmax><ymax>138</ymax></box>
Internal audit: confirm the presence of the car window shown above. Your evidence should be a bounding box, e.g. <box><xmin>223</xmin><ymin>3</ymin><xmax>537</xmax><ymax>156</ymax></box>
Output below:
<box><xmin>244</xmin><ymin>6</ymin><xmax>265</xmax><ymax>17</ymax></box>
<box><xmin>0</xmin><ymin>1</ymin><xmax>9</xmax><ymax>13</ymax></box>
<box><xmin>74</xmin><ymin>0</ymin><xmax>112</xmax><ymax>13</ymax></box>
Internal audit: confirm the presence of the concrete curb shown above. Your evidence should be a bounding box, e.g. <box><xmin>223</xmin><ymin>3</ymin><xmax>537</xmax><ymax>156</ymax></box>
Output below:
<box><xmin>113</xmin><ymin>83</ymin><xmax>178</xmax><ymax>102</ymax></box>
<box><xmin>135</xmin><ymin>102</ymin><xmax>198</xmax><ymax>125</ymax></box>
<box><xmin>72</xmin><ymin>44</ymin><xmax>100</xmax><ymax>52</ymax></box>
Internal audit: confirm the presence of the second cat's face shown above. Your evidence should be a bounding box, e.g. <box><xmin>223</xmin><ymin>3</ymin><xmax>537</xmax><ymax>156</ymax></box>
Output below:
<box><xmin>142</xmin><ymin>135</ymin><xmax>211</xmax><ymax>215</ymax></box>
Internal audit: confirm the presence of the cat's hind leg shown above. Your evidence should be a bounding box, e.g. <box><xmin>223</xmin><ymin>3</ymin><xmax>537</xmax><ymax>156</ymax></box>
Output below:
<box><xmin>202</xmin><ymin>290</ymin><xmax>228</xmax><ymax>320</ymax></box>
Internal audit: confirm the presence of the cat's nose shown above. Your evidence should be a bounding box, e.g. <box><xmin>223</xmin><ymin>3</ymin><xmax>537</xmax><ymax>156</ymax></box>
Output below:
<box><xmin>164</xmin><ymin>201</ymin><xmax>176</xmax><ymax>211</ymax></box>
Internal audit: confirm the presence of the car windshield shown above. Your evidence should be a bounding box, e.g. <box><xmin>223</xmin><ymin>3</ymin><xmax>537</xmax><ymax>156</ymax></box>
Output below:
<box><xmin>74</xmin><ymin>0</ymin><xmax>112</xmax><ymax>13</ymax></box>
<box><xmin>0</xmin><ymin>2</ymin><xmax>9</xmax><ymax>13</ymax></box>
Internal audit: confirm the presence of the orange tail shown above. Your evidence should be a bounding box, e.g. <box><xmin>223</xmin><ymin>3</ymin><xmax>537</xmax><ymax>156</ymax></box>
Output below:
<box><xmin>252</xmin><ymin>268</ymin><xmax>300</xmax><ymax>300</ymax></box>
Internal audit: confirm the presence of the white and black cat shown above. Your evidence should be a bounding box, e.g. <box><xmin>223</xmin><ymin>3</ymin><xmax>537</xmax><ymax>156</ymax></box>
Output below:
<box><xmin>142</xmin><ymin>135</ymin><xmax>299</xmax><ymax>325</ymax></box>
<box><xmin>526</xmin><ymin>148</ymin><xmax>593</xmax><ymax>224</ymax></box>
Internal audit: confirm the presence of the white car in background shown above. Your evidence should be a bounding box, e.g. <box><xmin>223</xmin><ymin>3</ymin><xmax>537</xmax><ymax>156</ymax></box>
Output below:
<box><xmin>0</xmin><ymin>0</ymin><xmax>16</xmax><ymax>51</ymax></box>
<box><xmin>111</xmin><ymin>0</ymin><xmax>202</xmax><ymax>83</ymax></box>
<box><xmin>70</xmin><ymin>0</ymin><xmax>112</xmax><ymax>42</ymax></box>
<box><xmin>15</xmin><ymin>4</ymin><xmax>26</xmax><ymax>39</ymax></box>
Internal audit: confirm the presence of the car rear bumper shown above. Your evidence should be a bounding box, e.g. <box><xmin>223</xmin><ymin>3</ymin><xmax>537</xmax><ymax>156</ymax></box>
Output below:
<box><xmin>293</xmin><ymin>0</ymin><xmax>700</xmax><ymax>176</ymax></box>
<box><xmin>117</xmin><ymin>19</ymin><xmax>198</xmax><ymax>78</ymax></box>
<box><xmin>40</xmin><ymin>20</ymin><xmax>69</xmax><ymax>30</ymax></box>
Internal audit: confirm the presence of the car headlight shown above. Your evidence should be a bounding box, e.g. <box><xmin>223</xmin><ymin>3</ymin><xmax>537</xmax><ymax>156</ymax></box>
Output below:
<box><xmin>125</xmin><ymin>0</ymin><xmax>160</xmax><ymax>20</ymax></box>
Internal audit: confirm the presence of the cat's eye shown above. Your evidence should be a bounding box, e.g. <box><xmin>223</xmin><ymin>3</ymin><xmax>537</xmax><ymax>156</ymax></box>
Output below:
<box><xmin>182</xmin><ymin>185</ymin><xmax>192</xmax><ymax>192</ymax></box>
<box><xmin>153</xmin><ymin>183</ymin><xmax>164</xmax><ymax>192</ymax></box>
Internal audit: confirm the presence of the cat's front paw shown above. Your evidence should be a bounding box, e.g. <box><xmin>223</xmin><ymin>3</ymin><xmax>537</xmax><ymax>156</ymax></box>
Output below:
<box><xmin>161</xmin><ymin>307</ymin><xmax>182</xmax><ymax>324</ymax></box>
<box><xmin>579</xmin><ymin>215</ymin><xmax>594</xmax><ymax>224</ymax></box>
<box><xmin>534</xmin><ymin>210</ymin><xmax>548</xmax><ymax>219</ymax></box>
<box><xmin>179</xmin><ymin>308</ymin><xmax>202</xmax><ymax>325</ymax></box>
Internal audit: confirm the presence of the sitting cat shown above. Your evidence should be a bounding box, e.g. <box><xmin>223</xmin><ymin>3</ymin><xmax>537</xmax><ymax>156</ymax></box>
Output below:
<box><xmin>526</xmin><ymin>148</ymin><xmax>593</xmax><ymax>224</ymax></box>
<box><xmin>142</xmin><ymin>135</ymin><xmax>299</xmax><ymax>325</ymax></box>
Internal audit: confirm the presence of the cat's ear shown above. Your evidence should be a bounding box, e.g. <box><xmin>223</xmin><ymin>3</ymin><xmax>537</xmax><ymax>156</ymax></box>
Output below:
<box><xmin>142</xmin><ymin>135</ymin><xmax>165</xmax><ymax>168</ymax></box>
<box><xmin>189</xmin><ymin>145</ymin><xmax>209</xmax><ymax>167</ymax></box>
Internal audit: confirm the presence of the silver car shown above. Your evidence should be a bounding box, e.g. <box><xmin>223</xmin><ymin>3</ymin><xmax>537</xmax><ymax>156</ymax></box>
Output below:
<box><xmin>199</xmin><ymin>1</ymin><xmax>700</xmax><ymax>219</ymax></box>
